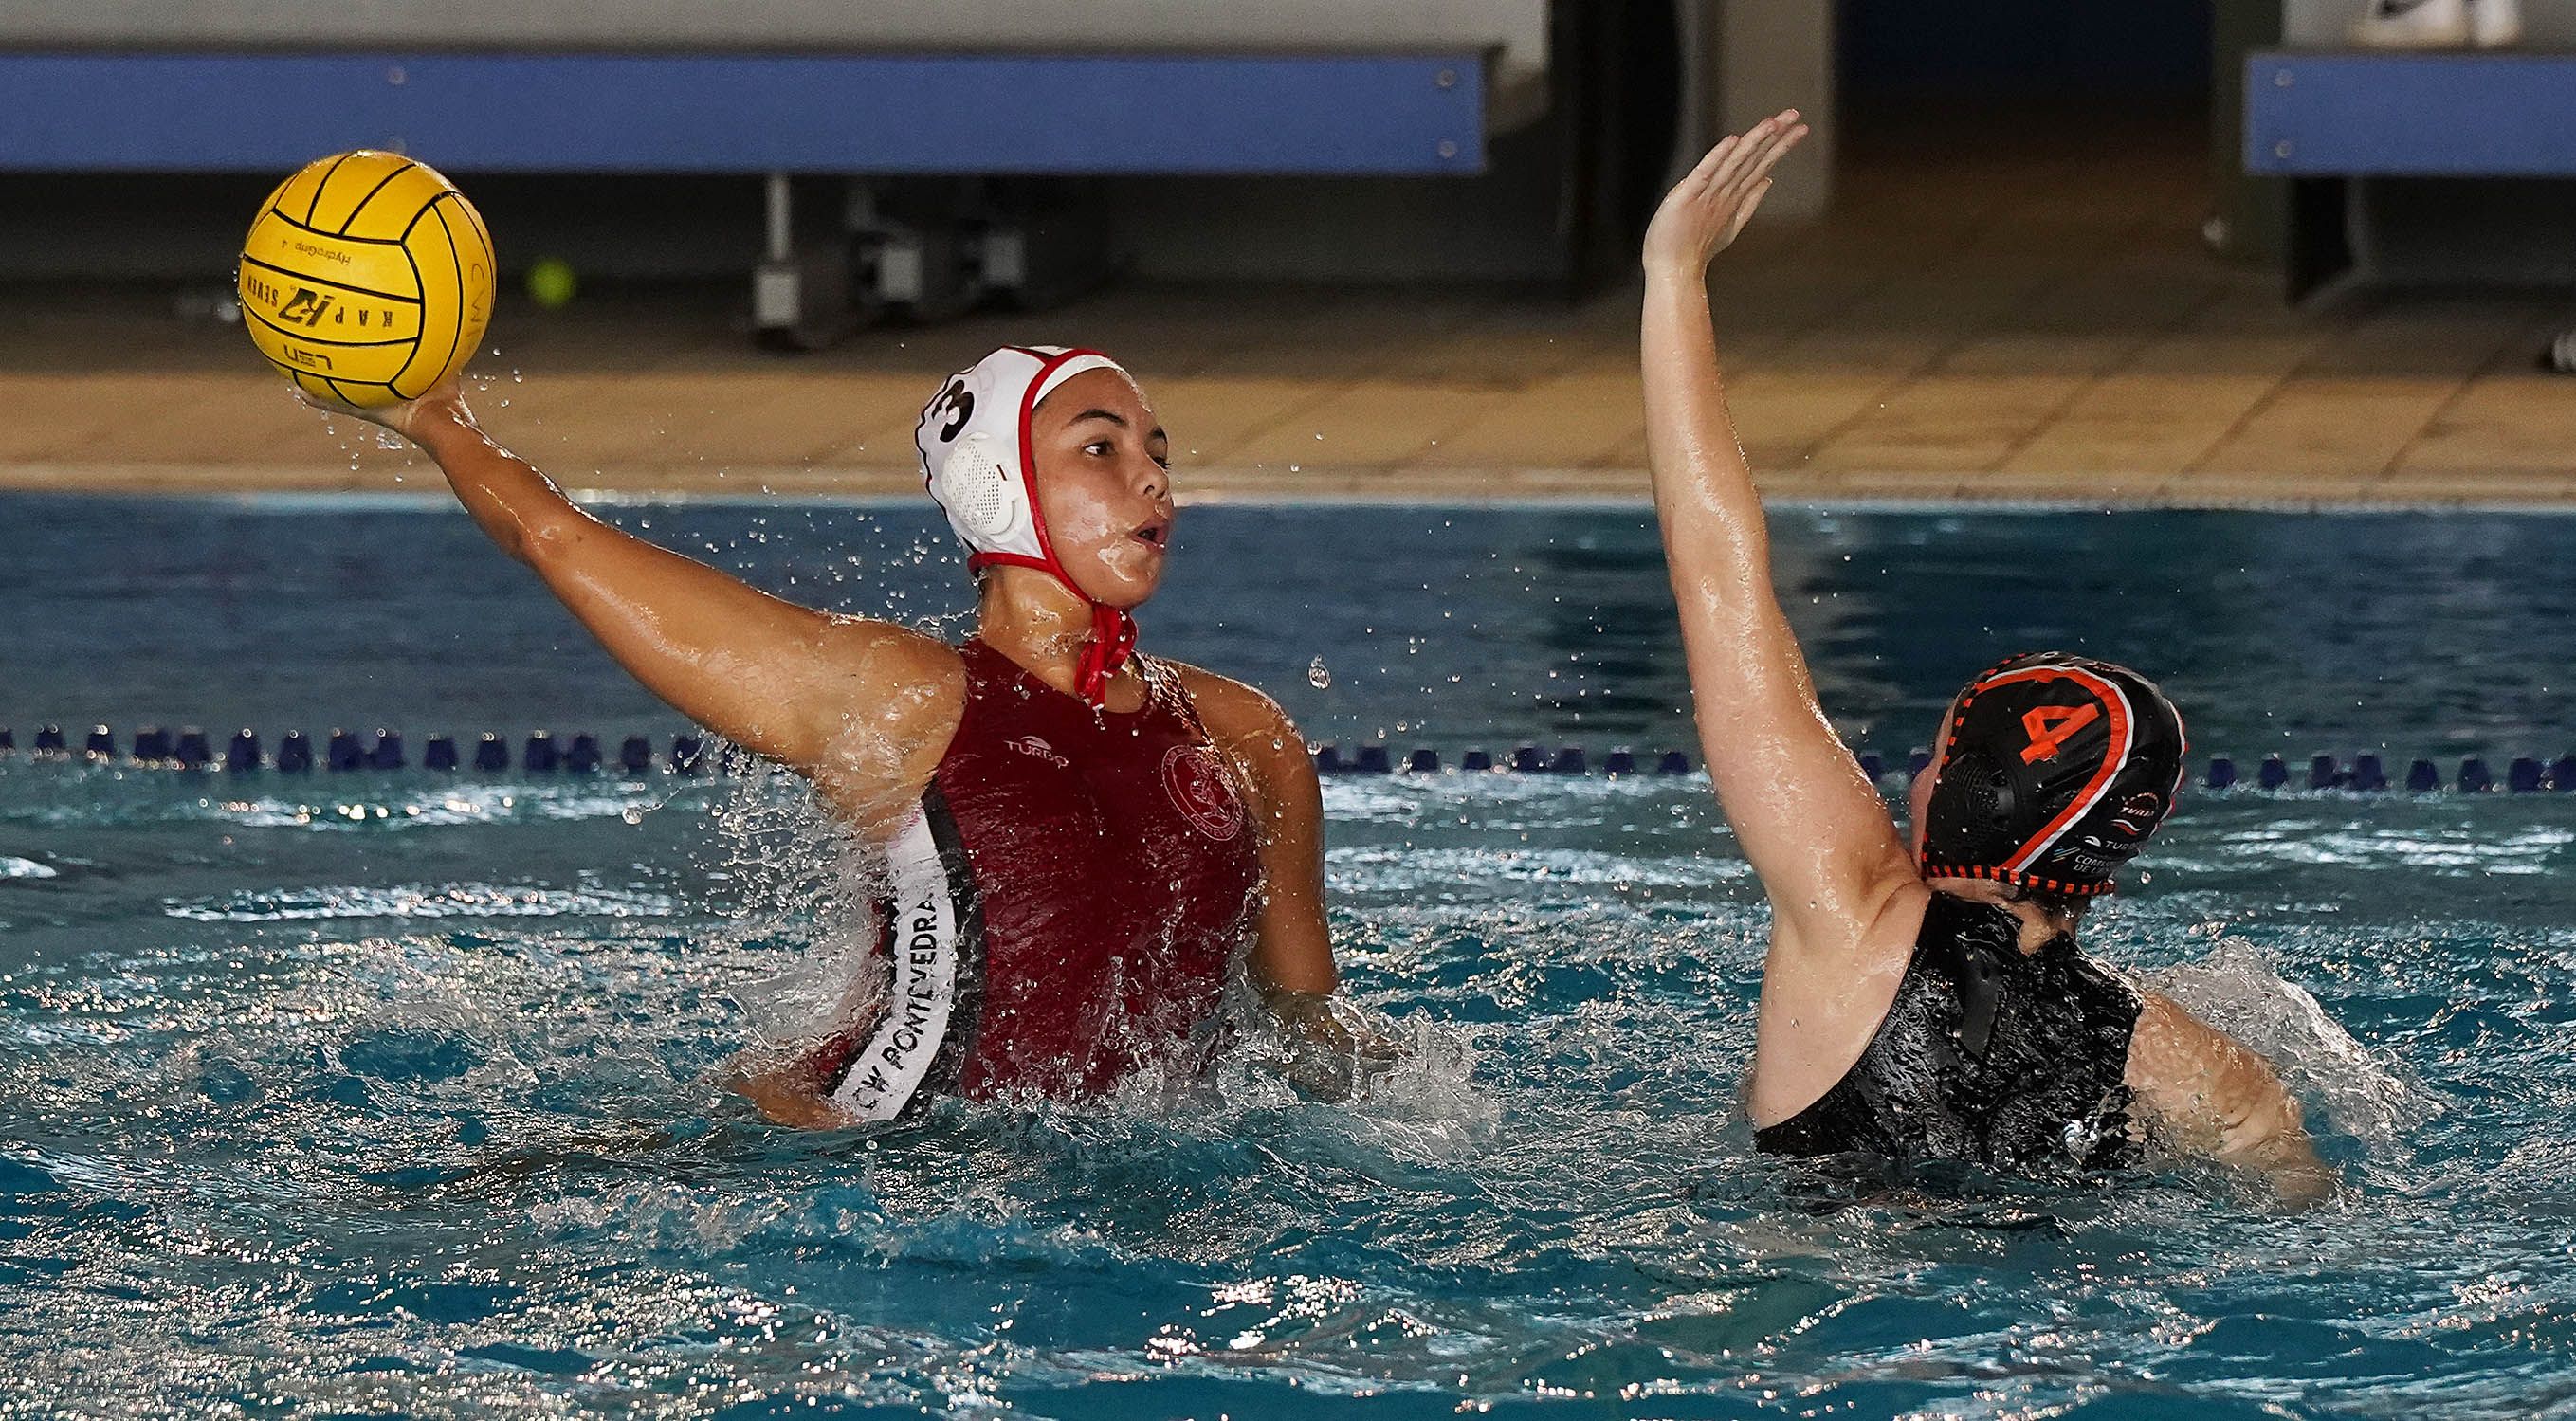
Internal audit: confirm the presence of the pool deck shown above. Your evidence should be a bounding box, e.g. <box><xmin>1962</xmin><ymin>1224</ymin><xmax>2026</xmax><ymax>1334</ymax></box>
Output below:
<box><xmin>5</xmin><ymin>131</ymin><xmax>2573</xmax><ymax>508</ymax></box>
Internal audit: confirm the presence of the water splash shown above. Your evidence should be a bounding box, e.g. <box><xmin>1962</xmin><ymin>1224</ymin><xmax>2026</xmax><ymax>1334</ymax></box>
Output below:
<box><xmin>163</xmin><ymin>882</ymin><xmax>677</xmax><ymax>923</ymax></box>
<box><xmin>699</xmin><ymin>752</ymin><xmax>891</xmax><ymax>1048</ymax></box>
<box><xmin>2148</xmin><ymin>935</ymin><xmax>2435</xmax><ymax>1152</ymax></box>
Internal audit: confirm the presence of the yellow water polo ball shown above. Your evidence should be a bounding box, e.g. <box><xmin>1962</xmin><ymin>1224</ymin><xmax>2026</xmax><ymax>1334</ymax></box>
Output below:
<box><xmin>238</xmin><ymin>151</ymin><xmax>494</xmax><ymax>408</ymax></box>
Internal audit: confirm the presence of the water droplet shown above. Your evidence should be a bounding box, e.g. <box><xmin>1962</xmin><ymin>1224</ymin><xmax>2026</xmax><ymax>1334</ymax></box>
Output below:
<box><xmin>1306</xmin><ymin>656</ymin><xmax>1332</xmax><ymax>690</ymax></box>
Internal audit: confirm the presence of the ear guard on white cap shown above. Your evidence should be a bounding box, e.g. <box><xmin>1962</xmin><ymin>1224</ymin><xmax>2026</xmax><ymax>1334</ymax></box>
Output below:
<box><xmin>933</xmin><ymin>432</ymin><xmax>1030</xmax><ymax>548</ymax></box>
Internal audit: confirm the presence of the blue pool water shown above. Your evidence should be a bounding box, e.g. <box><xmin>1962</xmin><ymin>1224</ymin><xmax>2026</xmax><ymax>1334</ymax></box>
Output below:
<box><xmin>2</xmin><ymin>497</ymin><xmax>2574</xmax><ymax>1418</ymax></box>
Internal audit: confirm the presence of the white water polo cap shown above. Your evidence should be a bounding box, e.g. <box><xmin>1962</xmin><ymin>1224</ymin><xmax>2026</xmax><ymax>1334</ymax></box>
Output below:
<box><xmin>916</xmin><ymin>345</ymin><xmax>1141</xmax><ymax>706</ymax></box>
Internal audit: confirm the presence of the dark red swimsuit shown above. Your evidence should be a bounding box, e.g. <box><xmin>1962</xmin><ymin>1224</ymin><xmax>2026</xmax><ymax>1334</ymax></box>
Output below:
<box><xmin>800</xmin><ymin>640</ymin><xmax>1265</xmax><ymax>1119</ymax></box>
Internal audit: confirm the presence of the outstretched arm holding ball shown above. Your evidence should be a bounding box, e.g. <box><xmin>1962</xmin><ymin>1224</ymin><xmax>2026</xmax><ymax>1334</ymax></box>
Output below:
<box><xmin>308</xmin><ymin>376</ymin><xmax>963</xmax><ymax>831</ymax></box>
<box><xmin>247</xmin><ymin>152</ymin><xmax>960</xmax><ymax>833</ymax></box>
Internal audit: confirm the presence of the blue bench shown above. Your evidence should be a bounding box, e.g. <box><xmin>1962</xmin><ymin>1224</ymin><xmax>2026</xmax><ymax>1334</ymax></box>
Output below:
<box><xmin>2244</xmin><ymin>50</ymin><xmax>2576</xmax><ymax>298</ymax></box>
<box><xmin>0</xmin><ymin>49</ymin><xmax>1489</xmax><ymax>341</ymax></box>
<box><xmin>0</xmin><ymin>51</ymin><xmax>1487</xmax><ymax>174</ymax></box>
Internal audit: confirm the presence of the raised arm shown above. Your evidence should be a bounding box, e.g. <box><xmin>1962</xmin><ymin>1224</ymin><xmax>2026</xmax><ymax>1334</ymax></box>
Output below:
<box><xmin>318</xmin><ymin>378</ymin><xmax>956</xmax><ymax>784</ymax></box>
<box><xmin>1640</xmin><ymin>114</ymin><xmax>1919</xmax><ymax>956</ymax></box>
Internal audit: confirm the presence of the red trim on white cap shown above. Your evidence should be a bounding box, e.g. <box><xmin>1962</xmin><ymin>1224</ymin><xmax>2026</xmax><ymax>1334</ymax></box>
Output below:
<box><xmin>1005</xmin><ymin>346</ymin><xmax>1135</xmax><ymax>707</ymax></box>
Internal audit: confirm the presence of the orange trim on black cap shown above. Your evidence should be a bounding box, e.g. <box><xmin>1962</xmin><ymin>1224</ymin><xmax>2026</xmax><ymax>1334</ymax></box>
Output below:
<box><xmin>1921</xmin><ymin>863</ymin><xmax>2116</xmax><ymax>897</ymax></box>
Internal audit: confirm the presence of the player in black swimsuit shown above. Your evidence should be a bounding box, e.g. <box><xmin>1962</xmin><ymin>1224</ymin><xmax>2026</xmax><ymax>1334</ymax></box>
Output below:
<box><xmin>1757</xmin><ymin>654</ymin><xmax>2181</xmax><ymax>1170</ymax></box>
<box><xmin>1642</xmin><ymin>115</ymin><xmax>2328</xmax><ymax>1195</ymax></box>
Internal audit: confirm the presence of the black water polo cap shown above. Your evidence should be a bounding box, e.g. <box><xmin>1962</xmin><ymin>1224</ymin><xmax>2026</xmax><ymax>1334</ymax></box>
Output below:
<box><xmin>1919</xmin><ymin>653</ymin><xmax>2188</xmax><ymax>898</ymax></box>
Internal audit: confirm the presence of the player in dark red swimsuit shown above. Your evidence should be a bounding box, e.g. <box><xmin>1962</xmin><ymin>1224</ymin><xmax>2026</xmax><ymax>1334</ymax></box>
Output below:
<box><xmin>307</xmin><ymin>346</ymin><xmax>1353</xmax><ymax>1125</ymax></box>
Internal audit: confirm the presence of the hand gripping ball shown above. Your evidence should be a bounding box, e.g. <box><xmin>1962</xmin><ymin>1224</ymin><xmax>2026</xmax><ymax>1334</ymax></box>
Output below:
<box><xmin>238</xmin><ymin>151</ymin><xmax>495</xmax><ymax>408</ymax></box>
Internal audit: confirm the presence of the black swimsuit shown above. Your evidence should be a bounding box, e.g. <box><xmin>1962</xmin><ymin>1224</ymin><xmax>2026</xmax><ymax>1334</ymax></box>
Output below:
<box><xmin>1754</xmin><ymin>892</ymin><xmax>2143</xmax><ymax>1172</ymax></box>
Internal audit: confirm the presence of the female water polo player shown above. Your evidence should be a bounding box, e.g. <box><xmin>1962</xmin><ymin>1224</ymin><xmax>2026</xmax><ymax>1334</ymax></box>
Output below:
<box><xmin>1641</xmin><ymin>114</ymin><xmax>2328</xmax><ymax>1195</ymax></box>
<box><xmin>306</xmin><ymin>347</ymin><xmax>1361</xmax><ymax>1125</ymax></box>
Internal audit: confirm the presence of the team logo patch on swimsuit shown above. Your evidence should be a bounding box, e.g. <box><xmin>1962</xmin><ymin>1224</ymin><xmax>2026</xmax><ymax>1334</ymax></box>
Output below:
<box><xmin>1161</xmin><ymin>744</ymin><xmax>1246</xmax><ymax>842</ymax></box>
<box><xmin>1004</xmin><ymin>735</ymin><xmax>1069</xmax><ymax>768</ymax></box>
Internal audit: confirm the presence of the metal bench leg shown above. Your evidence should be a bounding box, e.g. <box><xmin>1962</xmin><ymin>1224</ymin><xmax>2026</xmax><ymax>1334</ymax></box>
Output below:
<box><xmin>751</xmin><ymin>174</ymin><xmax>1119</xmax><ymax>345</ymax></box>
<box><xmin>753</xmin><ymin>172</ymin><xmax>873</xmax><ymax>351</ymax></box>
<box><xmin>860</xmin><ymin>180</ymin><xmax>984</xmax><ymax>323</ymax></box>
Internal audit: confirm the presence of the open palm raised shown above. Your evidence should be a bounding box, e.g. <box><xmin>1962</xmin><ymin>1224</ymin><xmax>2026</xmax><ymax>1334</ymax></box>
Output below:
<box><xmin>1642</xmin><ymin>109</ymin><xmax>1809</xmax><ymax>273</ymax></box>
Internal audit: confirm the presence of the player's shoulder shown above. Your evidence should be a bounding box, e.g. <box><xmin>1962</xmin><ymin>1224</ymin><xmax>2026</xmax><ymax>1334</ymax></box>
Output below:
<box><xmin>1160</xmin><ymin>659</ymin><xmax>1295</xmax><ymax>738</ymax></box>
<box><xmin>819</xmin><ymin>617</ymin><xmax>967</xmax><ymax>720</ymax></box>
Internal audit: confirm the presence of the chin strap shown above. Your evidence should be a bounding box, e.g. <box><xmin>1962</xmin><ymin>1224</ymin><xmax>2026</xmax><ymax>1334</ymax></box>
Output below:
<box><xmin>1074</xmin><ymin>604</ymin><xmax>1140</xmax><ymax>708</ymax></box>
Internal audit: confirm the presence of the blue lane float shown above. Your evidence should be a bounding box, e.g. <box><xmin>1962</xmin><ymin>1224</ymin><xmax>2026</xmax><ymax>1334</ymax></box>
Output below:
<box><xmin>2</xmin><ymin>725</ymin><xmax>2574</xmax><ymax>790</ymax></box>
<box><xmin>0</xmin><ymin>723</ymin><xmax>725</xmax><ymax>776</ymax></box>
<box><xmin>1314</xmin><ymin>743</ymin><xmax>1693</xmax><ymax>776</ymax></box>
<box><xmin>1306</xmin><ymin>743</ymin><xmax>1668</xmax><ymax>776</ymax></box>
